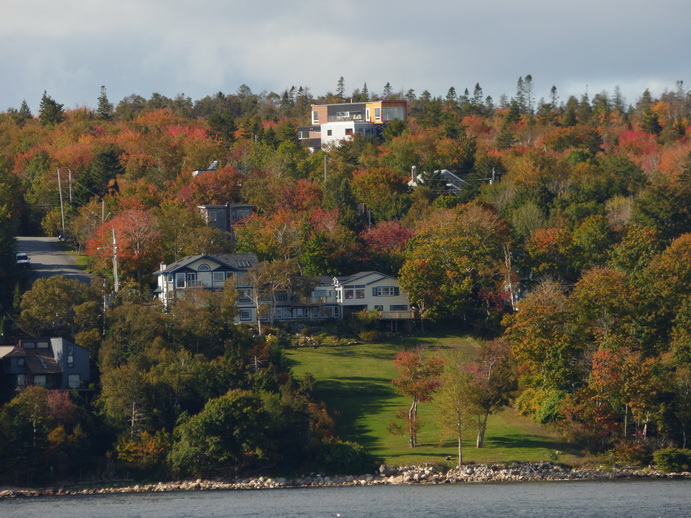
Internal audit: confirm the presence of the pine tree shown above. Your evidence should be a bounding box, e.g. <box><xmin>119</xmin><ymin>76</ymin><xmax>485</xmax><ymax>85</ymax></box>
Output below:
<box><xmin>97</xmin><ymin>86</ymin><xmax>114</xmax><ymax>121</ymax></box>
<box><xmin>336</xmin><ymin>77</ymin><xmax>345</xmax><ymax>102</ymax></box>
<box><xmin>39</xmin><ymin>91</ymin><xmax>65</xmax><ymax>126</ymax></box>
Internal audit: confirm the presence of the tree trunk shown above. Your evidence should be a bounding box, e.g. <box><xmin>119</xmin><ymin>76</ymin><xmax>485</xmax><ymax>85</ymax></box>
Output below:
<box><xmin>476</xmin><ymin>412</ymin><xmax>489</xmax><ymax>448</ymax></box>
<box><xmin>409</xmin><ymin>398</ymin><xmax>418</xmax><ymax>448</ymax></box>
<box><xmin>623</xmin><ymin>404</ymin><xmax>628</xmax><ymax>439</ymax></box>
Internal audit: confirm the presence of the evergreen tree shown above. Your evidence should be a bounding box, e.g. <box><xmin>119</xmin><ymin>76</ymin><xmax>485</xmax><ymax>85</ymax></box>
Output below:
<box><xmin>97</xmin><ymin>86</ymin><xmax>114</xmax><ymax>121</ymax></box>
<box><xmin>38</xmin><ymin>91</ymin><xmax>65</xmax><ymax>126</ymax></box>
<box><xmin>383</xmin><ymin>82</ymin><xmax>393</xmax><ymax>99</ymax></box>
<box><xmin>336</xmin><ymin>77</ymin><xmax>345</xmax><ymax>102</ymax></box>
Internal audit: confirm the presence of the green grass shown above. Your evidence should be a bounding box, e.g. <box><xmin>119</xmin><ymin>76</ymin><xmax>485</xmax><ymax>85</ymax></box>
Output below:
<box><xmin>286</xmin><ymin>334</ymin><xmax>579</xmax><ymax>467</ymax></box>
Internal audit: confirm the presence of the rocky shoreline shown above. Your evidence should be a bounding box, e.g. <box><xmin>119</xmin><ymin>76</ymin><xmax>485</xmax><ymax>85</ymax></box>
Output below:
<box><xmin>1</xmin><ymin>462</ymin><xmax>689</xmax><ymax>499</ymax></box>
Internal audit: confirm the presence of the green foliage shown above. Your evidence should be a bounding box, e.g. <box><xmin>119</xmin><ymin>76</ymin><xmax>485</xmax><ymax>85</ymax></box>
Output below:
<box><xmin>652</xmin><ymin>448</ymin><xmax>691</xmax><ymax>472</ymax></box>
<box><xmin>515</xmin><ymin>388</ymin><xmax>566</xmax><ymax>424</ymax></box>
<box><xmin>312</xmin><ymin>440</ymin><xmax>377</xmax><ymax>475</ymax></box>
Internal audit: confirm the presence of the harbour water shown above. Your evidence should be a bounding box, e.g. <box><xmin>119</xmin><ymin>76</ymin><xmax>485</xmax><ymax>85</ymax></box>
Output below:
<box><xmin>1</xmin><ymin>479</ymin><xmax>689</xmax><ymax>517</ymax></box>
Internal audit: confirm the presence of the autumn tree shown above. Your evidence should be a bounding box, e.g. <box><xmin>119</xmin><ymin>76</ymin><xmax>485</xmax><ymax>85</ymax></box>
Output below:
<box><xmin>391</xmin><ymin>347</ymin><xmax>444</xmax><ymax>448</ymax></box>
<box><xmin>468</xmin><ymin>339</ymin><xmax>517</xmax><ymax>447</ymax></box>
<box><xmin>436</xmin><ymin>352</ymin><xmax>478</xmax><ymax>466</ymax></box>
<box><xmin>19</xmin><ymin>276</ymin><xmax>100</xmax><ymax>338</ymax></box>
<box><xmin>399</xmin><ymin>204</ymin><xmax>513</xmax><ymax>325</ymax></box>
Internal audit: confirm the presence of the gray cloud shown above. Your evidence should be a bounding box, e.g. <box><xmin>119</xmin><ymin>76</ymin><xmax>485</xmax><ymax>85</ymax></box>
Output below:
<box><xmin>1</xmin><ymin>0</ymin><xmax>688</xmax><ymax>111</ymax></box>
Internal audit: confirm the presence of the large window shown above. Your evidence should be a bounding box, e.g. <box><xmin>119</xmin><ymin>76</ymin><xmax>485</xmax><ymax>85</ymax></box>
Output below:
<box><xmin>382</xmin><ymin>106</ymin><xmax>406</xmax><ymax>121</ymax></box>
<box><xmin>33</xmin><ymin>375</ymin><xmax>46</xmax><ymax>387</ymax></box>
<box><xmin>390</xmin><ymin>304</ymin><xmax>408</xmax><ymax>311</ymax></box>
<box><xmin>213</xmin><ymin>271</ymin><xmax>226</xmax><ymax>283</ymax></box>
<box><xmin>312</xmin><ymin>110</ymin><xmax>319</xmax><ymax>124</ymax></box>
<box><xmin>373</xmin><ymin>286</ymin><xmax>400</xmax><ymax>297</ymax></box>
<box><xmin>68</xmin><ymin>374</ymin><xmax>80</xmax><ymax>389</ymax></box>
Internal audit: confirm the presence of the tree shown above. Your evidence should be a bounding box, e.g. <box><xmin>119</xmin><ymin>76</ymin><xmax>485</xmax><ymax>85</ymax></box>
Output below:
<box><xmin>436</xmin><ymin>352</ymin><xmax>478</xmax><ymax>466</ymax></box>
<box><xmin>503</xmin><ymin>279</ymin><xmax>580</xmax><ymax>390</ymax></box>
<box><xmin>247</xmin><ymin>259</ymin><xmax>299</xmax><ymax>334</ymax></box>
<box><xmin>169</xmin><ymin>389</ymin><xmax>268</xmax><ymax>477</ymax></box>
<box><xmin>38</xmin><ymin>91</ymin><xmax>65</xmax><ymax>126</ymax></box>
<box><xmin>19</xmin><ymin>276</ymin><xmax>99</xmax><ymax>337</ymax></box>
<box><xmin>97</xmin><ymin>86</ymin><xmax>114</xmax><ymax>121</ymax></box>
<box><xmin>391</xmin><ymin>347</ymin><xmax>444</xmax><ymax>448</ymax></box>
<box><xmin>468</xmin><ymin>339</ymin><xmax>516</xmax><ymax>447</ymax></box>
<box><xmin>336</xmin><ymin>76</ymin><xmax>345</xmax><ymax>102</ymax></box>
<box><xmin>399</xmin><ymin>204</ymin><xmax>513</xmax><ymax>323</ymax></box>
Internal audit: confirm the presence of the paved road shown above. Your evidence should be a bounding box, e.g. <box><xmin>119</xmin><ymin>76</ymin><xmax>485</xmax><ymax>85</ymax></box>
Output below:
<box><xmin>16</xmin><ymin>237</ymin><xmax>93</xmax><ymax>285</ymax></box>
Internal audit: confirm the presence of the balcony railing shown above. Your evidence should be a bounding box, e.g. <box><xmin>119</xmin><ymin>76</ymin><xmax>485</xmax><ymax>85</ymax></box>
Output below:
<box><xmin>380</xmin><ymin>310</ymin><xmax>416</xmax><ymax>320</ymax></box>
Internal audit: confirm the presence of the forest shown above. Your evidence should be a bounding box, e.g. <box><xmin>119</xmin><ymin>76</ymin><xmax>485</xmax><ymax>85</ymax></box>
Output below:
<box><xmin>0</xmin><ymin>77</ymin><xmax>690</xmax><ymax>484</ymax></box>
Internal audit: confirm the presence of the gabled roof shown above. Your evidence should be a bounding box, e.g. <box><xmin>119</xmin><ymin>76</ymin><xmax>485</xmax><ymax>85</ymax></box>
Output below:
<box><xmin>156</xmin><ymin>253</ymin><xmax>259</xmax><ymax>275</ymax></box>
<box><xmin>333</xmin><ymin>271</ymin><xmax>395</xmax><ymax>286</ymax></box>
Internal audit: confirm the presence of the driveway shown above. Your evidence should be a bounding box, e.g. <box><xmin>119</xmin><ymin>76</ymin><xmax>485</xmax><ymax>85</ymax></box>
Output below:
<box><xmin>16</xmin><ymin>237</ymin><xmax>93</xmax><ymax>285</ymax></box>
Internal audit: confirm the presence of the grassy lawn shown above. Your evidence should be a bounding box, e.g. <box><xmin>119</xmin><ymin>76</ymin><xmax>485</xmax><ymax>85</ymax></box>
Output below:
<box><xmin>286</xmin><ymin>334</ymin><xmax>579</xmax><ymax>467</ymax></box>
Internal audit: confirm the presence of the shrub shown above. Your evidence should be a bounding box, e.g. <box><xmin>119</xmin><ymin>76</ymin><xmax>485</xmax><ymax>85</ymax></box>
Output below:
<box><xmin>313</xmin><ymin>440</ymin><xmax>377</xmax><ymax>475</ymax></box>
<box><xmin>653</xmin><ymin>448</ymin><xmax>691</xmax><ymax>472</ymax></box>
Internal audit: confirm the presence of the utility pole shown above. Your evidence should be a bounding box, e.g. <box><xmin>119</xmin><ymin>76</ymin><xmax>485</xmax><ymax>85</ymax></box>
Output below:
<box><xmin>57</xmin><ymin>168</ymin><xmax>66</xmax><ymax>239</ymax></box>
<box><xmin>112</xmin><ymin>228</ymin><xmax>119</xmax><ymax>293</ymax></box>
<box><xmin>68</xmin><ymin>169</ymin><xmax>73</xmax><ymax>204</ymax></box>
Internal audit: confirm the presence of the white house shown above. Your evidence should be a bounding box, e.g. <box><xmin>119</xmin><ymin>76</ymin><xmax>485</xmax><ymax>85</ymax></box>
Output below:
<box><xmin>334</xmin><ymin>271</ymin><xmax>413</xmax><ymax>319</ymax></box>
<box><xmin>155</xmin><ymin>256</ymin><xmax>414</xmax><ymax>324</ymax></box>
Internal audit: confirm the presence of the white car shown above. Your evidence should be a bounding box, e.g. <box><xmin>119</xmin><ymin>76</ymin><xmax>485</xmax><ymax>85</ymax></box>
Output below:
<box><xmin>16</xmin><ymin>252</ymin><xmax>31</xmax><ymax>268</ymax></box>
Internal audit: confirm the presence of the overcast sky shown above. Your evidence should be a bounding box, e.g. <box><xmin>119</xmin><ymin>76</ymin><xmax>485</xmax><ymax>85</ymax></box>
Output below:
<box><xmin>1</xmin><ymin>0</ymin><xmax>689</xmax><ymax>113</ymax></box>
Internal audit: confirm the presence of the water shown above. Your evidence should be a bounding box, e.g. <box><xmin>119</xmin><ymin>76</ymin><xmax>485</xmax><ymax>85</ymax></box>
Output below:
<box><xmin>1</xmin><ymin>479</ymin><xmax>689</xmax><ymax>517</ymax></box>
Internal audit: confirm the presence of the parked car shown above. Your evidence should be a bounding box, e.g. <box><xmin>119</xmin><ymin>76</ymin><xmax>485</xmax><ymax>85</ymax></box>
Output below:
<box><xmin>16</xmin><ymin>252</ymin><xmax>30</xmax><ymax>268</ymax></box>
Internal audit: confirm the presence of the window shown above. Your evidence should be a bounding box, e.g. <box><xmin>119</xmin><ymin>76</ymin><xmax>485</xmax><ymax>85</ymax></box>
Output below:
<box><xmin>345</xmin><ymin>128</ymin><xmax>353</xmax><ymax>136</ymax></box>
<box><xmin>38</xmin><ymin>357</ymin><xmax>48</xmax><ymax>370</ymax></box>
<box><xmin>17</xmin><ymin>358</ymin><xmax>25</xmax><ymax>367</ymax></box>
<box><xmin>238</xmin><ymin>289</ymin><xmax>252</xmax><ymax>303</ymax></box>
<box><xmin>312</xmin><ymin>110</ymin><xmax>319</xmax><ymax>124</ymax></box>
<box><xmin>176</xmin><ymin>273</ymin><xmax>186</xmax><ymax>288</ymax></box>
<box><xmin>236</xmin><ymin>260</ymin><xmax>252</xmax><ymax>268</ymax></box>
<box><xmin>166</xmin><ymin>274</ymin><xmax>174</xmax><ymax>283</ymax></box>
<box><xmin>355</xmin><ymin>288</ymin><xmax>365</xmax><ymax>299</ymax></box>
<box><xmin>67</xmin><ymin>344</ymin><xmax>74</xmax><ymax>368</ymax></box>
<box><xmin>37</xmin><ymin>341</ymin><xmax>49</xmax><ymax>349</ymax></box>
<box><xmin>366</xmin><ymin>108</ymin><xmax>371</xmax><ymax>120</ymax></box>
<box><xmin>186</xmin><ymin>272</ymin><xmax>197</xmax><ymax>282</ymax></box>
<box><xmin>198</xmin><ymin>263</ymin><xmax>211</xmax><ymax>272</ymax></box>
<box><xmin>382</xmin><ymin>106</ymin><xmax>406</xmax><ymax>121</ymax></box>
<box><xmin>239</xmin><ymin>309</ymin><xmax>252</xmax><ymax>321</ymax></box>
<box><xmin>68</xmin><ymin>374</ymin><xmax>80</xmax><ymax>389</ymax></box>
<box><xmin>33</xmin><ymin>375</ymin><xmax>46</xmax><ymax>387</ymax></box>
<box><xmin>374</xmin><ymin>107</ymin><xmax>381</xmax><ymax>121</ymax></box>
<box><xmin>236</xmin><ymin>272</ymin><xmax>249</xmax><ymax>286</ymax></box>
<box><xmin>390</xmin><ymin>304</ymin><xmax>408</xmax><ymax>311</ymax></box>
<box><xmin>213</xmin><ymin>271</ymin><xmax>226</xmax><ymax>282</ymax></box>
<box><xmin>374</xmin><ymin>305</ymin><xmax>384</xmax><ymax>312</ymax></box>
<box><xmin>373</xmin><ymin>286</ymin><xmax>400</xmax><ymax>297</ymax></box>
<box><xmin>17</xmin><ymin>374</ymin><xmax>26</xmax><ymax>387</ymax></box>
<box><xmin>23</xmin><ymin>342</ymin><xmax>35</xmax><ymax>349</ymax></box>
<box><xmin>345</xmin><ymin>289</ymin><xmax>354</xmax><ymax>300</ymax></box>
<box><xmin>327</xmin><ymin>129</ymin><xmax>333</xmax><ymax>136</ymax></box>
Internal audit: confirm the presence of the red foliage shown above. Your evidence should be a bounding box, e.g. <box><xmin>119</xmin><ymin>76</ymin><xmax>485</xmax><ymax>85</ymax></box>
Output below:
<box><xmin>360</xmin><ymin>221</ymin><xmax>414</xmax><ymax>256</ymax></box>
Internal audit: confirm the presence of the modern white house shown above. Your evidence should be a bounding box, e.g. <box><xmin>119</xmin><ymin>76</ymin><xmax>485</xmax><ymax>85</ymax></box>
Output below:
<box><xmin>298</xmin><ymin>100</ymin><xmax>407</xmax><ymax>150</ymax></box>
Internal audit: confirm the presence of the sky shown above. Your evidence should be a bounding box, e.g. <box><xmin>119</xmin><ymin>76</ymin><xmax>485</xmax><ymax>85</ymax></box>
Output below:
<box><xmin>1</xmin><ymin>0</ymin><xmax>689</xmax><ymax>113</ymax></box>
